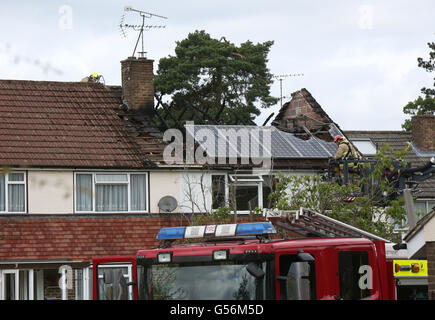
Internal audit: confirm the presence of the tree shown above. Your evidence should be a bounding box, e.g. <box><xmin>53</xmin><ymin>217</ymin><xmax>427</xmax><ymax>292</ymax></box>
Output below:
<box><xmin>402</xmin><ymin>96</ymin><xmax>435</xmax><ymax>131</ymax></box>
<box><xmin>268</xmin><ymin>144</ymin><xmax>408</xmax><ymax>242</ymax></box>
<box><xmin>402</xmin><ymin>39</ymin><xmax>435</xmax><ymax>131</ymax></box>
<box><xmin>418</xmin><ymin>40</ymin><xmax>435</xmax><ymax>96</ymax></box>
<box><xmin>154</xmin><ymin>30</ymin><xmax>278</xmax><ymax>126</ymax></box>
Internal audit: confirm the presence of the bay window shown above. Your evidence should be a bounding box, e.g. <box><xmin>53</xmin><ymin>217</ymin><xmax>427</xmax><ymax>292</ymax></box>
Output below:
<box><xmin>75</xmin><ymin>172</ymin><xmax>148</xmax><ymax>213</ymax></box>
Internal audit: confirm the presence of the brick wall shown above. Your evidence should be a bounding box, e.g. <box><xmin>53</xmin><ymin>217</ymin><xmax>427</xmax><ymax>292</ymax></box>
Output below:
<box><xmin>427</xmin><ymin>241</ymin><xmax>435</xmax><ymax>300</ymax></box>
<box><xmin>274</xmin><ymin>89</ymin><xmax>333</xmax><ymax>140</ymax></box>
<box><xmin>121</xmin><ymin>57</ymin><xmax>154</xmax><ymax>112</ymax></box>
<box><xmin>412</xmin><ymin>115</ymin><xmax>435</xmax><ymax>151</ymax></box>
<box><xmin>0</xmin><ymin>214</ymin><xmax>271</xmax><ymax>262</ymax></box>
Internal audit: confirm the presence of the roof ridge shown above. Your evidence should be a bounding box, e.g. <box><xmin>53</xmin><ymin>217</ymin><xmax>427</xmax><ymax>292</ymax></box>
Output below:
<box><xmin>344</xmin><ymin>130</ymin><xmax>410</xmax><ymax>134</ymax></box>
<box><xmin>0</xmin><ymin>79</ymin><xmax>111</xmax><ymax>88</ymax></box>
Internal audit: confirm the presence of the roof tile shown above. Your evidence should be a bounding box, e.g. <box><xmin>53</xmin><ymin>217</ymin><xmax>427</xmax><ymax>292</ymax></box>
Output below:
<box><xmin>0</xmin><ymin>80</ymin><xmax>164</xmax><ymax>168</ymax></box>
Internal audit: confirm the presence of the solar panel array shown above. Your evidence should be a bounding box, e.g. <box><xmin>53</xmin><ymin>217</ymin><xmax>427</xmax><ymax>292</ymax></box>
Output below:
<box><xmin>187</xmin><ymin>124</ymin><xmax>338</xmax><ymax>159</ymax></box>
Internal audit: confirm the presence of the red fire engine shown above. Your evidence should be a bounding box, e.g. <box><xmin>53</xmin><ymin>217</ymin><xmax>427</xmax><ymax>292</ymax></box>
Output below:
<box><xmin>92</xmin><ymin>208</ymin><xmax>397</xmax><ymax>300</ymax></box>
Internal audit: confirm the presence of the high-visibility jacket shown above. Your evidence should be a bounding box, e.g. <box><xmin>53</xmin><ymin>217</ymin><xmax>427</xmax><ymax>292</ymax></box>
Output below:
<box><xmin>334</xmin><ymin>141</ymin><xmax>358</xmax><ymax>160</ymax></box>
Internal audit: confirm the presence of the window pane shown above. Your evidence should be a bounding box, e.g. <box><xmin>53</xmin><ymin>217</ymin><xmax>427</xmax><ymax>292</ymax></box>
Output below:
<box><xmin>76</xmin><ymin>174</ymin><xmax>93</xmax><ymax>211</ymax></box>
<box><xmin>262</xmin><ymin>176</ymin><xmax>274</xmax><ymax>209</ymax></box>
<box><xmin>75</xmin><ymin>269</ymin><xmax>84</xmax><ymax>300</ymax></box>
<box><xmin>279</xmin><ymin>254</ymin><xmax>316</xmax><ymax>300</ymax></box>
<box><xmin>415</xmin><ymin>201</ymin><xmax>427</xmax><ymax>215</ymax></box>
<box><xmin>212</xmin><ymin>175</ymin><xmax>226</xmax><ymax>209</ymax></box>
<box><xmin>8</xmin><ymin>184</ymin><xmax>25</xmax><ymax>212</ymax></box>
<box><xmin>9</xmin><ymin>173</ymin><xmax>25</xmax><ymax>182</ymax></box>
<box><xmin>98</xmin><ymin>267</ymin><xmax>130</xmax><ymax>300</ymax></box>
<box><xmin>95</xmin><ymin>174</ymin><xmax>128</xmax><ymax>183</ymax></box>
<box><xmin>0</xmin><ymin>175</ymin><xmax>5</xmax><ymax>211</ymax></box>
<box><xmin>428</xmin><ymin>202</ymin><xmax>435</xmax><ymax>213</ymax></box>
<box><xmin>351</xmin><ymin>140</ymin><xmax>377</xmax><ymax>156</ymax></box>
<box><xmin>233</xmin><ymin>185</ymin><xmax>258</xmax><ymax>211</ymax></box>
<box><xmin>130</xmin><ymin>174</ymin><xmax>146</xmax><ymax>211</ymax></box>
<box><xmin>338</xmin><ymin>251</ymin><xmax>370</xmax><ymax>300</ymax></box>
<box><xmin>96</xmin><ymin>184</ymin><xmax>128</xmax><ymax>211</ymax></box>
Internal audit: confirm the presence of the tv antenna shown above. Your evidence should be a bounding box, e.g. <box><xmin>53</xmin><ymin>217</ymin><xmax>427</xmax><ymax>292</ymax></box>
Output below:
<box><xmin>119</xmin><ymin>6</ymin><xmax>167</xmax><ymax>58</ymax></box>
<box><xmin>273</xmin><ymin>73</ymin><xmax>304</xmax><ymax>107</ymax></box>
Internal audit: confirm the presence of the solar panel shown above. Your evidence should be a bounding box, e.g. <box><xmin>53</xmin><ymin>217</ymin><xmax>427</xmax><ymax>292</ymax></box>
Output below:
<box><xmin>188</xmin><ymin>124</ymin><xmax>338</xmax><ymax>159</ymax></box>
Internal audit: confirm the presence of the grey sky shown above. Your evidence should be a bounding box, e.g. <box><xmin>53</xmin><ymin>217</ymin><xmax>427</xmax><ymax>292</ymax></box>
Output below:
<box><xmin>0</xmin><ymin>0</ymin><xmax>434</xmax><ymax>130</ymax></box>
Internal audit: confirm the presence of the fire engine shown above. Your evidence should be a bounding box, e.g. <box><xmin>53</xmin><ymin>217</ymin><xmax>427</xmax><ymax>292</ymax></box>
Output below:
<box><xmin>92</xmin><ymin>159</ymin><xmax>434</xmax><ymax>300</ymax></box>
<box><xmin>92</xmin><ymin>208</ymin><xmax>397</xmax><ymax>300</ymax></box>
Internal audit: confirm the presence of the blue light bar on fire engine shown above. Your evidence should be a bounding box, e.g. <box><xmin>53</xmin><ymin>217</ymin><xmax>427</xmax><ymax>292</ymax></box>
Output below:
<box><xmin>156</xmin><ymin>222</ymin><xmax>276</xmax><ymax>240</ymax></box>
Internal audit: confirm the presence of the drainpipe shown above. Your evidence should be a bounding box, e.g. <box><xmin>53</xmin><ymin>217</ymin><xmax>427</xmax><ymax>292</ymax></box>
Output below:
<box><xmin>403</xmin><ymin>188</ymin><xmax>417</xmax><ymax>229</ymax></box>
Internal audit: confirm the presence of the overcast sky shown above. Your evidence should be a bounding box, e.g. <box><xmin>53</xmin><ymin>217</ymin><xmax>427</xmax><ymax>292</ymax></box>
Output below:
<box><xmin>1</xmin><ymin>0</ymin><xmax>434</xmax><ymax>130</ymax></box>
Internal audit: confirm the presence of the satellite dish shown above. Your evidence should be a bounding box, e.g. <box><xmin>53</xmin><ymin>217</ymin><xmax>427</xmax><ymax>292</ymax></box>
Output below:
<box><xmin>158</xmin><ymin>196</ymin><xmax>178</xmax><ymax>213</ymax></box>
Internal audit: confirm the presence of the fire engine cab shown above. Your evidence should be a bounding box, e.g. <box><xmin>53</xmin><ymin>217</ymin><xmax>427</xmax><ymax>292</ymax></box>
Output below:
<box><xmin>92</xmin><ymin>208</ymin><xmax>397</xmax><ymax>300</ymax></box>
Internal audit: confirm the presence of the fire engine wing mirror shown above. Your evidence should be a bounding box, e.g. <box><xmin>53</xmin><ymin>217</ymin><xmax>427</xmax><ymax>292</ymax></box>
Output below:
<box><xmin>297</xmin><ymin>249</ymin><xmax>314</xmax><ymax>262</ymax></box>
<box><xmin>246</xmin><ymin>262</ymin><xmax>265</xmax><ymax>279</ymax></box>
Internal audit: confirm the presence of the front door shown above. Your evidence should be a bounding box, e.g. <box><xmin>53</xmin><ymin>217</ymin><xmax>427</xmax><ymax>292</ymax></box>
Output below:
<box><xmin>1</xmin><ymin>270</ymin><xmax>19</xmax><ymax>300</ymax></box>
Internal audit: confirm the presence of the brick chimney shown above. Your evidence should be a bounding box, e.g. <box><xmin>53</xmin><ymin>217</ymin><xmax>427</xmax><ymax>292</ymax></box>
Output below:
<box><xmin>121</xmin><ymin>57</ymin><xmax>154</xmax><ymax>112</ymax></box>
<box><xmin>412</xmin><ymin>115</ymin><xmax>435</xmax><ymax>151</ymax></box>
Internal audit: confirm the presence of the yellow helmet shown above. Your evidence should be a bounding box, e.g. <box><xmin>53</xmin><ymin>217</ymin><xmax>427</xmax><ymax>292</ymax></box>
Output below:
<box><xmin>90</xmin><ymin>72</ymin><xmax>99</xmax><ymax>78</ymax></box>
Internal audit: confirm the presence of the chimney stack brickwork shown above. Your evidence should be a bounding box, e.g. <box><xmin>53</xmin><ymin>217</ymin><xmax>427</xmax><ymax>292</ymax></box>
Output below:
<box><xmin>412</xmin><ymin>115</ymin><xmax>435</xmax><ymax>151</ymax></box>
<box><xmin>121</xmin><ymin>57</ymin><xmax>154</xmax><ymax>112</ymax></box>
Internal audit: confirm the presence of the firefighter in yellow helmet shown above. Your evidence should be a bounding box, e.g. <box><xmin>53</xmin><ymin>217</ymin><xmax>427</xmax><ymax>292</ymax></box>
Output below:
<box><xmin>89</xmin><ymin>72</ymin><xmax>100</xmax><ymax>82</ymax></box>
<box><xmin>80</xmin><ymin>72</ymin><xmax>102</xmax><ymax>83</ymax></box>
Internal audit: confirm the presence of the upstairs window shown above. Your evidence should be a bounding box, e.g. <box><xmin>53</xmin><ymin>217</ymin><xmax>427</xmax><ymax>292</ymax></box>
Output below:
<box><xmin>75</xmin><ymin>173</ymin><xmax>148</xmax><ymax>213</ymax></box>
<box><xmin>211</xmin><ymin>174</ymin><xmax>274</xmax><ymax>211</ymax></box>
<box><xmin>0</xmin><ymin>172</ymin><xmax>26</xmax><ymax>213</ymax></box>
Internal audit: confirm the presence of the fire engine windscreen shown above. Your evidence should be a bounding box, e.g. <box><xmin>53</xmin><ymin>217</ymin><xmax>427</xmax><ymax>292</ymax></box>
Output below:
<box><xmin>139</xmin><ymin>262</ymin><xmax>266</xmax><ymax>300</ymax></box>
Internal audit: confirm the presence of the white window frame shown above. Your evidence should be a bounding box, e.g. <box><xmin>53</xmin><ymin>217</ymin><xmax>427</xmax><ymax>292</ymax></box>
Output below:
<box><xmin>0</xmin><ymin>270</ymin><xmax>19</xmax><ymax>300</ymax></box>
<box><xmin>0</xmin><ymin>269</ymin><xmax>34</xmax><ymax>300</ymax></box>
<box><xmin>229</xmin><ymin>174</ymin><xmax>264</xmax><ymax>213</ymax></box>
<box><xmin>96</xmin><ymin>263</ymin><xmax>133</xmax><ymax>300</ymax></box>
<box><xmin>74</xmin><ymin>172</ymin><xmax>149</xmax><ymax>213</ymax></box>
<box><xmin>228</xmin><ymin>174</ymin><xmax>263</xmax><ymax>183</ymax></box>
<box><xmin>415</xmin><ymin>199</ymin><xmax>435</xmax><ymax>215</ymax></box>
<box><xmin>351</xmin><ymin>139</ymin><xmax>377</xmax><ymax>157</ymax></box>
<box><xmin>0</xmin><ymin>172</ymin><xmax>27</xmax><ymax>213</ymax></box>
<box><xmin>75</xmin><ymin>267</ymin><xmax>92</xmax><ymax>300</ymax></box>
<box><xmin>211</xmin><ymin>174</ymin><xmax>229</xmax><ymax>210</ymax></box>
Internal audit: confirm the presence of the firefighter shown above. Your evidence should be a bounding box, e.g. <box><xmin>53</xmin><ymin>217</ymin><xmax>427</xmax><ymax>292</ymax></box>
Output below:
<box><xmin>333</xmin><ymin>135</ymin><xmax>360</xmax><ymax>184</ymax></box>
<box><xmin>333</xmin><ymin>136</ymin><xmax>358</xmax><ymax>160</ymax></box>
<box><xmin>80</xmin><ymin>72</ymin><xmax>102</xmax><ymax>83</ymax></box>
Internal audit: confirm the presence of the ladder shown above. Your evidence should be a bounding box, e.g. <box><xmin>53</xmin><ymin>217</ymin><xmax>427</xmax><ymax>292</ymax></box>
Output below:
<box><xmin>265</xmin><ymin>207</ymin><xmax>388</xmax><ymax>242</ymax></box>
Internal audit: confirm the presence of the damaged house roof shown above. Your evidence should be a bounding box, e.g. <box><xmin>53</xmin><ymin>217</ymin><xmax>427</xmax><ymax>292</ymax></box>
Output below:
<box><xmin>0</xmin><ymin>80</ymin><xmax>165</xmax><ymax>168</ymax></box>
